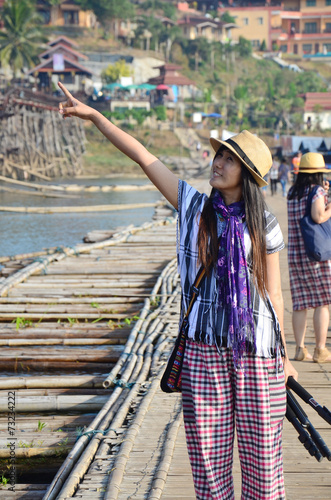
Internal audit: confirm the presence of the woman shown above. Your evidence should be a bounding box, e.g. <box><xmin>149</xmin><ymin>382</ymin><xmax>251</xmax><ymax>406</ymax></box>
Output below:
<box><xmin>58</xmin><ymin>82</ymin><xmax>297</xmax><ymax>500</ymax></box>
<box><xmin>287</xmin><ymin>152</ymin><xmax>331</xmax><ymax>363</ymax></box>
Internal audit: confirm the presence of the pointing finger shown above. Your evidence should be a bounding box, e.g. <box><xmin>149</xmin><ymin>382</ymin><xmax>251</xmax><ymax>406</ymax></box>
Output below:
<box><xmin>58</xmin><ymin>81</ymin><xmax>73</xmax><ymax>99</ymax></box>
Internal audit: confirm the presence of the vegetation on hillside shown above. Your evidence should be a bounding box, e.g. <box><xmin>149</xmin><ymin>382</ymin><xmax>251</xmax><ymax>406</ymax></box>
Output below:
<box><xmin>0</xmin><ymin>0</ymin><xmax>329</xmax><ymax>139</ymax></box>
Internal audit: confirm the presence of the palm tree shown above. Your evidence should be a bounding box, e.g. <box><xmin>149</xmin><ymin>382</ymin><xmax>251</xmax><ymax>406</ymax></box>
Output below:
<box><xmin>234</xmin><ymin>84</ymin><xmax>249</xmax><ymax>125</ymax></box>
<box><xmin>77</xmin><ymin>0</ymin><xmax>136</xmax><ymax>40</ymax></box>
<box><xmin>0</xmin><ymin>0</ymin><xmax>46</xmax><ymax>77</ymax></box>
<box><xmin>159</xmin><ymin>24</ymin><xmax>181</xmax><ymax>62</ymax></box>
<box><xmin>183</xmin><ymin>37</ymin><xmax>210</xmax><ymax>72</ymax></box>
<box><xmin>135</xmin><ymin>16</ymin><xmax>163</xmax><ymax>52</ymax></box>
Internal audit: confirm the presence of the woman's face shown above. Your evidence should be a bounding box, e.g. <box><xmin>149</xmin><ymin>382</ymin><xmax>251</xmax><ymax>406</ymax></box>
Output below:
<box><xmin>210</xmin><ymin>147</ymin><xmax>243</xmax><ymax>203</ymax></box>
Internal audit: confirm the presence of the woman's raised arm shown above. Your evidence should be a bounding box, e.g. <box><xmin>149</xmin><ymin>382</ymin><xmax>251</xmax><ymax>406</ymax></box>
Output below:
<box><xmin>58</xmin><ymin>82</ymin><xmax>179</xmax><ymax>209</ymax></box>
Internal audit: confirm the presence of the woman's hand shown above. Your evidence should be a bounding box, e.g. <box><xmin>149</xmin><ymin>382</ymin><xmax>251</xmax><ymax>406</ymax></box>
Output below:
<box><xmin>283</xmin><ymin>357</ymin><xmax>298</xmax><ymax>385</ymax></box>
<box><xmin>58</xmin><ymin>82</ymin><xmax>95</xmax><ymax>120</ymax></box>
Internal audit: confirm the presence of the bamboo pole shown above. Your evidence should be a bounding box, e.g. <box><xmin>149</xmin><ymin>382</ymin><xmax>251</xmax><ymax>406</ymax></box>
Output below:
<box><xmin>0</xmin><ymin>447</ymin><xmax>69</xmax><ymax>458</ymax></box>
<box><xmin>0</xmin><ymin>175</ymin><xmax>65</xmax><ymax>191</ymax></box>
<box><xmin>0</xmin><ymin>338</ymin><xmax>126</xmax><ymax>346</ymax></box>
<box><xmin>0</xmin><ymin>375</ymin><xmax>105</xmax><ymax>390</ymax></box>
<box><xmin>0</xmin><ymin>185</ymin><xmax>77</xmax><ymax>198</ymax></box>
<box><xmin>6</xmin><ymin>160</ymin><xmax>53</xmax><ymax>181</ymax></box>
<box><xmin>148</xmin><ymin>405</ymin><xmax>183</xmax><ymax>499</ymax></box>
<box><xmin>0</xmin><ymin>202</ymin><xmax>156</xmax><ymax>213</ymax></box>
<box><xmin>0</xmin><ymin>395</ymin><xmax>109</xmax><ymax>413</ymax></box>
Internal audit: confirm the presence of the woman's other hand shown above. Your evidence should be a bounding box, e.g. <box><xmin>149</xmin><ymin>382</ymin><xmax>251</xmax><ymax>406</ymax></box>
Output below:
<box><xmin>283</xmin><ymin>357</ymin><xmax>298</xmax><ymax>385</ymax></box>
<box><xmin>58</xmin><ymin>82</ymin><xmax>94</xmax><ymax>121</ymax></box>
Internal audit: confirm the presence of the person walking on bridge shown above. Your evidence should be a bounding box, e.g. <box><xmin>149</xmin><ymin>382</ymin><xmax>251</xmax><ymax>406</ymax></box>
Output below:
<box><xmin>58</xmin><ymin>82</ymin><xmax>297</xmax><ymax>500</ymax></box>
<box><xmin>287</xmin><ymin>152</ymin><xmax>331</xmax><ymax>363</ymax></box>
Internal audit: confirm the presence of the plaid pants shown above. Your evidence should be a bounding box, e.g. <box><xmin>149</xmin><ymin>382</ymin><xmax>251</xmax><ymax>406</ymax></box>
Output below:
<box><xmin>182</xmin><ymin>340</ymin><xmax>287</xmax><ymax>500</ymax></box>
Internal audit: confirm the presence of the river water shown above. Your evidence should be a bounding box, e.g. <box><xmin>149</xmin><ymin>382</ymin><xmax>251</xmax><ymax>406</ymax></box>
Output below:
<box><xmin>0</xmin><ymin>176</ymin><xmax>161</xmax><ymax>258</ymax></box>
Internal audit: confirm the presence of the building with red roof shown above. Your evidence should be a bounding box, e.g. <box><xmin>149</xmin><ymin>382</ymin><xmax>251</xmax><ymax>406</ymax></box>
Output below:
<box><xmin>28</xmin><ymin>36</ymin><xmax>93</xmax><ymax>93</ymax></box>
<box><xmin>302</xmin><ymin>92</ymin><xmax>331</xmax><ymax>131</ymax></box>
<box><xmin>147</xmin><ymin>63</ymin><xmax>196</xmax><ymax>104</ymax></box>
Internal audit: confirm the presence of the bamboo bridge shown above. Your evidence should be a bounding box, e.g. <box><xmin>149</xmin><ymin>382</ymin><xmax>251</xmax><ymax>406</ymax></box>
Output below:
<box><xmin>0</xmin><ymin>189</ymin><xmax>330</xmax><ymax>499</ymax></box>
<box><xmin>0</xmin><ymin>87</ymin><xmax>86</xmax><ymax>181</ymax></box>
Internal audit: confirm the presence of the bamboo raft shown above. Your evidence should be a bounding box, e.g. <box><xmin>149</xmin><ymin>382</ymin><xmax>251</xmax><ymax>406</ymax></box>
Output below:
<box><xmin>0</xmin><ymin>190</ymin><xmax>330</xmax><ymax>499</ymax></box>
<box><xmin>0</xmin><ymin>215</ymin><xmax>181</xmax><ymax>498</ymax></box>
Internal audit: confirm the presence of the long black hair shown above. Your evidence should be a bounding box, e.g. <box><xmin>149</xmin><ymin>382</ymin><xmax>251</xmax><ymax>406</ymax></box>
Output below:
<box><xmin>288</xmin><ymin>172</ymin><xmax>324</xmax><ymax>200</ymax></box>
<box><xmin>198</xmin><ymin>163</ymin><xmax>268</xmax><ymax>298</ymax></box>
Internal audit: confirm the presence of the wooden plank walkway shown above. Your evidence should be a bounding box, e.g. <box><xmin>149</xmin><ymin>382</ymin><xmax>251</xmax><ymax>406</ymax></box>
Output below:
<box><xmin>0</xmin><ymin>216</ymin><xmax>179</xmax><ymax>499</ymax></box>
<box><xmin>0</xmin><ymin>185</ymin><xmax>330</xmax><ymax>499</ymax></box>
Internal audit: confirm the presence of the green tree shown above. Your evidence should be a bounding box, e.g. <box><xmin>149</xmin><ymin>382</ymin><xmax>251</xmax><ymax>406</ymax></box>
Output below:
<box><xmin>275</xmin><ymin>97</ymin><xmax>292</xmax><ymax>133</ymax></box>
<box><xmin>141</xmin><ymin>0</ymin><xmax>164</xmax><ymax>10</ymax></box>
<box><xmin>221</xmin><ymin>11</ymin><xmax>236</xmax><ymax>24</ymax></box>
<box><xmin>162</xmin><ymin>3</ymin><xmax>177</xmax><ymax>20</ymax></box>
<box><xmin>295</xmin><ymin>71</ymin><xmax>326</xmax><ymax>93</ymax></box>
<box><xmin>101</xmin><ymin>59</ymin><xmax>131</xmax><ymax>83</ymax></box>
<box><xmin>135</xmin><ymin>16</ymin><xmax>163</xmax><ymax>52</ymax></box>
<box><xmin>76</xmin><ymin>0</ymin><xmax>135</xmax><ymax>36</ymax></box>
<box><xmin>234</xmin><ymin>84</ymin><xmax>249</xmax><ymax>122</ymax></box>
<box><xmin>184</xmin><ymin>37</ymin><xmax>210</xmax><ymax>71</ymax></box>
<box><xmin>236</xmin><ymin>37</ymin><xmax>252</xmax><ymax>58</ymax></box>
<box><xmin>260</xmin><ymin>40</ymin><xmax>266</xmax><ymax>51</ymax></box>
<box><xmin>159</xmin><ymin>24</ymin><xmax>181</xmax><ymax>61</ymax></box>
<box><xmin>153</xmin><ymin>105</ymin><xmax>167</xmax><ymax>121</ymax></box>
<box><xmin>0</xmin><ymin>0</ymin><xmax>46</xmax><ymax>76</ymax></box>
<box><xmin>266</xmin><ymin>77</ymin><xmax>275</xmax><ymax>99</ymax></box>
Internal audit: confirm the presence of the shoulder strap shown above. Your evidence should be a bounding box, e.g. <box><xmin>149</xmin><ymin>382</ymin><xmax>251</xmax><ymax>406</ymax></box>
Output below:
<box><xmin>184</xmin><ymin>266</ymin><xmax>206</xmax><ymax>320</ymax></box>
<box><xmin>305</xmin><ymin>185</ymin><xmax>319</xmax><ymax>217</ymax></box>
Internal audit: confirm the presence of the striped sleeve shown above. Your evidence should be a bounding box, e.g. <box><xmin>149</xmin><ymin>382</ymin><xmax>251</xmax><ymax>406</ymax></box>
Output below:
<box><xmin>265</xmin><ymin>211</ymin><xmax>285</xmax><ymax>254</ymax></box>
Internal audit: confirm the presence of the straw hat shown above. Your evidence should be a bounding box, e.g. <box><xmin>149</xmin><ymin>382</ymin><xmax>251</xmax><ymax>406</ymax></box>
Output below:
<box><xmin>209</xmin><ymin>130</ymin><xmax>272</xmax><ymax>187</ymax></box>
<box><xmin>299</xmin><ymin>152</ymin><xmax>329</xmax><ymax>174</ymax></box>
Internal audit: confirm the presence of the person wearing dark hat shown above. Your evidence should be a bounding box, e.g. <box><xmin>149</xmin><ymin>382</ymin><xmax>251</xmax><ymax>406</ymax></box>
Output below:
<box><xmin>287</xmin><ymin>152</ymin><xmax>331</xmax><ymax>363</ymax></box>
<box><xmin>58</xmin><ymin>82</ymin><xmax>297</xmax><ymax>500</ymax></box>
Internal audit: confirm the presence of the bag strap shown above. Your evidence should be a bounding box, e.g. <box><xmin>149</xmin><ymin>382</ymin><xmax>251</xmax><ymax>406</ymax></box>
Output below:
<box><xmin>305</xmin><ymin>185</ymin><xmax>319</xmax><ymax>217</ymax></box>
<box><xmin>183</xmin><ymin>266</ymin><xmax>206</xmax><ymax>321</ymax></box>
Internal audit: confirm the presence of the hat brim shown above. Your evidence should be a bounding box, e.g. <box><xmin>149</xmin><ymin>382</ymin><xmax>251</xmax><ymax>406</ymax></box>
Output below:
<box><xmin>299</xmin><ymin>168</ymin><xmax>330</xmax><ymax>174</ymax></box>
<box><xmin>209</xmin><ymin>137</ymin><xmax>268</xmax><ymax>187</ymax></box>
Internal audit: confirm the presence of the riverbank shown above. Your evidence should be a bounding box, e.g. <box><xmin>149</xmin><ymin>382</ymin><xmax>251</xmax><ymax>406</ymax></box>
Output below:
<box><xmin>82</xmin><ymin>125</ymin><xmax>190</xmax><ymax>176</ymax></box>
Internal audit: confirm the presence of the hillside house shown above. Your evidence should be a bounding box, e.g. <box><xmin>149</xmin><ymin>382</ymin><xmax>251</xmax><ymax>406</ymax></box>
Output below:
<box><xmin>177</xmin><ymin>15</ymin><xmax>236</xmax><ymax>43</ymax></box>
<box><xmin>36</xmin><ymin>0</ymin><xmax>96</xmax><ymax>28</ymax></box>
<box><xmin>29</xmin><ymin>36</ymin><xmax>93</xmax><ymax>93</ymax></box>
<box><xmin>301</xmin><ymin>92</ymin><xmax>331</xmax><ymax>131</ymax></box>
<box><xmin>277</xmin><ymin>0</ymin><xmax>331</xmax><ymax>57</ymax></box>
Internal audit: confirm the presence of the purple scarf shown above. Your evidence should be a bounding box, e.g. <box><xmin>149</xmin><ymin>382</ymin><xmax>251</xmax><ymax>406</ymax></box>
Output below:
<box><xmin>212</xmin><ymin>191</ymin><xmax>255</xmax><ymax>368</ymax></box>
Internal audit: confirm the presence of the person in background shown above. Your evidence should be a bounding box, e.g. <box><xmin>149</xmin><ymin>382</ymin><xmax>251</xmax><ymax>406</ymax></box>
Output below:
<box><xmin>287</xmin><ymin>152</ymin><xmax>331</xmax><ymax>363</ymax></box>
<box><xmin>270</xmin><ymin>157</ymin><xmax>279</xmax><ymax>196</ymax></box>
<box><xmin>291</xmin><ymin>151</ymin><xmax>302</xmax><ymax>181</ymax></box>
<box><xmin>58</xmin><ymin>82</ymin><xmax>297</xmax><ymax>500</ymax></box>
<box><xmin>278</xmin><ymin>158</ymin><xmax>290</xmax><ymax>197</ymax></box>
